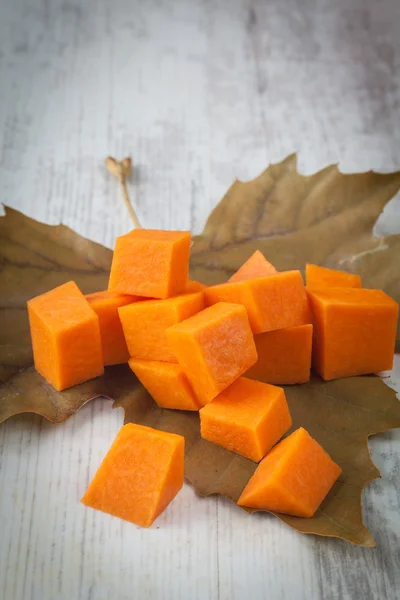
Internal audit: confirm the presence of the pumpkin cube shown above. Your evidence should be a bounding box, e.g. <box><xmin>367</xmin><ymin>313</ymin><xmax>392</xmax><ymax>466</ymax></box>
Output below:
<box><xmin>129</xmin><ymin>359</ymin><xmax>200</xmax><ymax>411</ymax></box>
<box><xmin>200</xmin><ymin>377</ymin><xmax>292</xmax><ymax>462</ymax></box>
<box><xmin>119</xmin><ymin>292</ymin><xmax>204</xmax><ymax>362</ymax></box>
<box><xmin>167</xmin><ymin>302</ymin><xmax>257</xmax><ymax>405</ymax></box>
<box><xmin>306</xmin><ymin>264</ymin><xmax>361</xmax><ymax>290</ymax></box>
<box><xmin>204</xmin><ymin>270</ymin><xmax>310</xmax><ymax>334</ymax></box>
<box><xmin>81</xmin><ymin>423</ymin><xmax>184</xmax><ymax>527</ymax></box>
<box><xmin>238</xmin><ymin>427</ymin><xmax>341</xmax><ymax>517</ymax></box>
<box><xmin>229</xmin><ymin>250</ymin><xmax>277</xmax><ymax>282</ymax></box>
<box><xmin>86</xmin><ymin>290</ymin><xmax>139</xmax><ymax>365</ymax></box>
<box><xmin>28</xmin><ymin>281</ymin><xmax>103</xmax><ymax>391</ymax></box>
<box><xmin>308</xmin><ymin>288</ymin><xmax>398</xmax><ymax>380</ymax></box>
<box><xmin>108</xmin><ymin>229</ymin><xmax>191</xmax><ymax>299</ymax></box>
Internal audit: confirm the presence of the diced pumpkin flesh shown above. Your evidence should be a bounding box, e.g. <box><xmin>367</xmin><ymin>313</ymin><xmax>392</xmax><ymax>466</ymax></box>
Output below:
<box><xmin>200</xmin><ymin>377</ymin><xmax>292</xmax><ymax>462</ymax></box>
<box><xmin>27</xmin><ymin>281</ymin><xmax>103</xmax><ymax>391</ymax></box>
<box><xmin>306</xmin><ymin>264</ymin><xmax>362</xmax><ymax>290</ymax></box>
<box><xmin>129</xmin><ymin>358</ymin><xmax>200</xmax><ymax>411</ymax></box>
<box><xmin>86</xmin><ymin>290</ymin><xmax>139</xmax><ymax>365</ymax></box>
<box><xmin>308</xmin><ymin>287</ymin><xmax>398</xmax><ymax>380</ymax></box>
<box><xmin>229</xmin><ymin>250</ymin><xmax>277</xmax><ymax>282</ymax></box>
<box><xmin>119</xmin><ymin>292</ymin><xmax>204</xmax><ymax>362</ymax></box>
<box><xmin>238</xmin><ymin>427</ymin><xmax>342</xmax><ymax>517</ymax></box>
<box><xmin>184</xmin><ymin>280</ymin><xmax>207</xmax><ymax>293</ymax></box>
<box><xmin>81</xmin><ymin>423</ymin><xmax>184</xmax><ymax>527</ymax></box>
<box><xmin>167</xmin><ymin>302</ymin><xmax>257</xmax><ymax>405</ymax></box>
<box><xmin>108</xmin><ymin>229</ymin><xmax>191</xmax><ymax>299</ymax></box>
<box><xmin>204</xmin><ymin>270</ymin><xmax>310</xmax><ymax>334</ymax></box>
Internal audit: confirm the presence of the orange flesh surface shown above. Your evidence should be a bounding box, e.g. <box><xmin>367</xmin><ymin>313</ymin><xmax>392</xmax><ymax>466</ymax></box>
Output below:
<box><xmin>129</xmin><ymin>358</ymin><xmax>200</xmax><ymax>411</ymax></box>
<box><xmin>307</xmin><ymin>287</ymin><xmax>398</xmax><ymax>380</ymax></box>
<box><xmin>238</xmin><ymin>427</ymin><xmax>342</xmax><ymax>517</ymax></box>
<box><xmin>119</xmin><ymin>292</ymin><xmax>204</xmax><ymax>362</ymax></box>
<box><xmin>246</xmin><ymin>324</ymin><xmax>313</xmax><ymax>384</ymax></box>
<box><xmin>108</xmin><ymin>229</ymin><xmax>191</xmax><ymax>299</ymax></box>
<box><xmin>81</xmin><ymin>423</ymin><xmax>185</xmax><ymax>527</ymax></box>
<box><xmin>229</xmin><ymin>250</ymin><xmax>277</xmax><ymax>282</ymax></box>
<box><xmin>184</xmin><ymin>280</ymin><xmax>207</xmax><ymax>293</ymax></box>
<box><xmin>204</xmin><ymin>270</ymin><xmax>310</xmax><ymax>334</ymax></box>
<box><xmin>306</xmin><ymin>264</ymin><xmax>362</xmax><ymax>290</ymax></box>
<box><xmin>200</xmin><ymin>377</ymin><xmax>292</xmax><ymax>462</ymax></box>
<box><xmin>86</xmin><ymin>290</ymin><xmax>138</xmax><ymax>365</ymax></box>
<box><xmin>167</xmin><ymin>302</ymin><xmax>257</xmax><ymax>405</ymax></box>
<box><xmin>27</xmin><ymin>281</ymin><xmax>103</xmax><ymax>391</ymax></box>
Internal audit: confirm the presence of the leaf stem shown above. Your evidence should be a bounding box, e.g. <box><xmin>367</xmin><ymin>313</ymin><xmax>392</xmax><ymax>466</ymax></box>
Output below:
<box><xmin>105</xmin><ymin>156</ymin><xmax>142</xmax><ymax>228</ymax></box>
<box><xmin>120</xmin><ymin>177</ymin><xmax>141</xmax><ymax>229</ymax></box>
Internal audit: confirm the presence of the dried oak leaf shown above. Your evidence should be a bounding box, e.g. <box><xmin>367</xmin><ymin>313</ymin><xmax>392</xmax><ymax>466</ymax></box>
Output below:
<box><xmin>1</xmin><ymin>154</ymin><xmax>400</xmax><ymax>547</ymax></box>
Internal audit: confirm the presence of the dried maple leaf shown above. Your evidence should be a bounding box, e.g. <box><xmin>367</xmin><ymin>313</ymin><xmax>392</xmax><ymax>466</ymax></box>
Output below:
<box><xmin>1</xmin><ymin>155</ymin><xmax>400</xmax><ymax>546</ymax></box>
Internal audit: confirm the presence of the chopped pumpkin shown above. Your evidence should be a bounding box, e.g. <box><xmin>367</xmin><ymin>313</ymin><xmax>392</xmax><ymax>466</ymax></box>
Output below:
<box><xmin>200</xmin><ymin>377</ymin><xmax>292</xmax><ymax>462</ymax></box>
<box><xmin>129</xmin><ymin>359</ymin><xmax>200</xmax><ymax>411</ymax></box>
<box><xmin>238</xmin><ymin>427</ymin><xmax>341</xmax><ymax>517</ymax></box>
<box><xmin>27</xmin><ymin>281</ymin><xmax>103</xmax><ymax>391</ymax></box>
<box><xmin>86</xmin><ymin>290</ymin><xmax>139</xmax><ymax>365</ymax></box>
<box><xmin>308</xmin><ymin>287</ymin><xmax>398</xmax><ymax>380</ymax></box>
<box><xmin>306</xmin><ymin>264</ymin><xmax>362</xmax><ymax>290</ymax></box>
<box><xmin>229</xmin><ymin>250</ymin><xmax>277</xmax><ymax>282</ymax></box>
<box><xmin>81</xmin><ymin>423</ymin><xmax>184</xmax><ymax>527</ymax></box>
<box><xmin>119</xmin><ymin>292</ymin><xmax>204</xmax><ymax>362</ymax></box>
<box><xmin>108</xmin><ymin>229</ymin><xmax>191</xmax><ymax>298</ymax></box>
<box><xmin>167</xmin><ymin>302</ymin><xmax>257</xmax><ymax>405</ymax></box>
<box><xmin>204</xmin><ymin>271</ymin><xmax>310</xmax><ymax>334</ymax></box>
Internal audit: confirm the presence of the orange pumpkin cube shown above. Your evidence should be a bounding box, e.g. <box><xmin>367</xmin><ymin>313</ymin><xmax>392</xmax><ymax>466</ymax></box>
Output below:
<box><xmin>200</xmin><ymin>378</ymin><xmax>292</xmax><ymax>462</ymax></box>
<box><xmin>81</xmin><ymin>423</ymin><xmax>184</xmax><ymax>527</ymax></box>
<box><xmin>167</xmin><ymin>302</ymin><xmax>257</xmax><ymax>405</ymax></box>
<box><xmin>27</xmin><ymin>281</ymin><xmax>103</xmax><ymax>390</ymax></box>
<box><xmin>306</xmin><ymin>264</ymin><xmax>362</xmax><ymax>290</ymax></box>
<box><xmin>184</xmin><ymin>280</ymin><xmax>207</xmax><ymax>293</ymax></box>
<box><xmin>204</xmin><ymin>271</ymin><xmax>310</xmax><ymax>334</ymax></box>
<box><xmin>108</xmin><ymin>229</ymin><xmax>191</xmax><ymax>299</ymax></box>
<box><xmin>229</xmin><ymin>250</ymin><xmax>277</xmax><ymax>282</ymax></box>
<box><xmin>129</xmin><ymin>359</ymin><xmax>200</xmax><ymax>411</ymax></box>
<box><xmin>119</xmin><ymin>292</ymin><xmax>204</xmax><ymax>362</ymax></box>
<box><xmin>246</xmin><ymin>324</ymin><xmax>313</xmax><ymax>384</ymax></box>
<box><xmin>86</xmin><ymin>290</ymin><xmax>139</xmax><ymax>365</ymax></box>
<box><xmin>308</xmin><ymin>287</ymin><xmax>398</xmax><ymax>380</ymax></box>
<box><xmin>238</xmin><ymin>427</ymin><xmax>342</xmax><ymax>517</ymax></box>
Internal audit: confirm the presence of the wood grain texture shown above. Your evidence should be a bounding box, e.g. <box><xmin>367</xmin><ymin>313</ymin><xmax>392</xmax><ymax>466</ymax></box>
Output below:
<box><xmin>0</xmin><ymin>0</ymin><xmax>399</xmax><ymax>599</ymax></box>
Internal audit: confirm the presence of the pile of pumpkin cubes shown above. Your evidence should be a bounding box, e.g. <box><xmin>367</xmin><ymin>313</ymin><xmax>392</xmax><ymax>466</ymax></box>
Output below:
<box><xmin>27</xmin><ymin>229</ymin><xmax>398</xmax><ymax>527</ymax></box>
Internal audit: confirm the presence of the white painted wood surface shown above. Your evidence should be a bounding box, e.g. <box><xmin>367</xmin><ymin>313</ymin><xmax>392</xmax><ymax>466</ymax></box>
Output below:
<box><xmin>1</xmin><ymin>1</ymin><xmax>399</xmax><ymax>598</ymax></box>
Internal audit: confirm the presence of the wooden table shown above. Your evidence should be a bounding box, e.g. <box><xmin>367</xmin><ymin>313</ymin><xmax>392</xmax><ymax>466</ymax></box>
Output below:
<box><xmin>1</xmin><ymin>1</ymin><xmax>399</xmax><ymax>598</ymax></box>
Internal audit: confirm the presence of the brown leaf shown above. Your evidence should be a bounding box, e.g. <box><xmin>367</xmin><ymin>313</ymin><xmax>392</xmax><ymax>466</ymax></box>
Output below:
<box><xmin>1</xmin><ymin>155</ymin><xmax>400</xmax><ymax>546</ymax></box>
